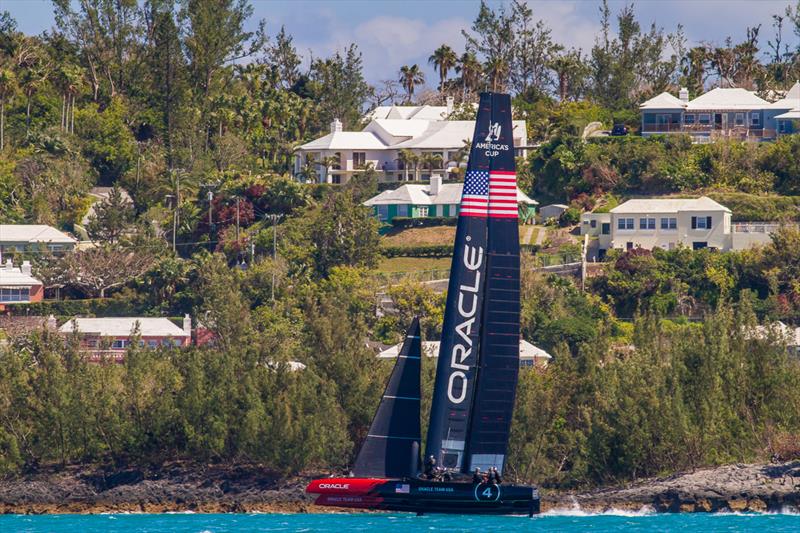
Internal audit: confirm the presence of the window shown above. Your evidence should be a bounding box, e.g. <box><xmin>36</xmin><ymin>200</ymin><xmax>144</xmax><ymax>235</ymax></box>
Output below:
<box><xmin>735</xmin><ymin>113</ymin><xmax>744</xmax><ymax>126</ymax></box>
<box><xmin>684</xmin><ymin>114</ymin><xmax>695</xmax><ymax>125</ymax></box>
<box><xmin>376</xmin><ymin>205</ymin><xmax>389</xmax><ymax>221</ymax></box>
<box><xmin>147</xmin><ymin>340</ymin><xmax>158</xmax><ymax>348</ymax></box>
<box><xmin>418</xmin><ymin>206</ymin><xmax>429</xmax><ymax>217</ymax></box>
<box><xmin>693</xmin><ymin>242</ymin><xmax>708</xmax><ymax>250</ymax></box>
<box><xmin>111</xmin><ymin>339</ymin><xmax>129</xmax><ymax>349</ymax></box>
<box><xmin>332</xmin><ymin>152</ymin><xmax>342</xmax><ymax>170</ymax></box>
<box><xmin>660</xmin><ymin>217</ymin><xmax>677</xmax><ymax>230</ymax></box>
<box><xmin>692</xmin><ymin>216</ymin><xmax>712</xmax><ymax>229</ymax></box>
<box><xmin>0</xmin><ymin>287</ymin><xmax>30</xmax><ymax>302</ymax></box>
<box><xmin>639</xmin><ymin>218</ymin><xmax>655</xmax><ymax>230</ymax></box>
<box><xmin>779</xmin><ymin>121</ymin><xmax>787</xmax><ymax>134</ymax></box>
<box><xmin>353</xmin><ymin>152</ymin><xmax>366</xmax><ymax>168</ymax></box>
<box><xmin>751</xmin><ymin>112</ymin><xmax>760</xmax><ymax>127</ymax></box>
<box><xmin>698</xmin><ymin>114</ymin><xmax>711</xmax><ymax>125</ymax></box>
<box><xmin>618</xmin><ymin>218</ymin><xmax>634</xmax><ymax>230</ymax></box>
<box><xmin>590</xmin><ymin>219</ymin><xmax>597</xmax><ymax>228</ymax></box>
<box><xmin>601</xmin><ymin>223</ymin><xmax>610</xmax><ymax>235</ymax></box>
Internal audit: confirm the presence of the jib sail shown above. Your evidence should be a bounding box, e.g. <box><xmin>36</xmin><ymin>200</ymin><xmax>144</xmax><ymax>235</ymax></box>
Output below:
<box><xmin>465</xmin><ymin>93</ymin><xmax>521</xmax><ymax>475</ymax></box>
<box><xmin>353</xmin><ymin>318</ymin><xmax>422</xmax><ymax>478</ymax></box>
<box><xmin>425</xmin><ymin>93</ymin><xmax>493</xmax><ymax>472</ymax></box>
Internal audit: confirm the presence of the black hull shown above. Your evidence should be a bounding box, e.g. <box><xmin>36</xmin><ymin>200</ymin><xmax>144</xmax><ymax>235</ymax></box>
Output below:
<box><xmin>306</xmin><ymin>477</ymin><xmax>541</xmax><ymax>516</ymax></box>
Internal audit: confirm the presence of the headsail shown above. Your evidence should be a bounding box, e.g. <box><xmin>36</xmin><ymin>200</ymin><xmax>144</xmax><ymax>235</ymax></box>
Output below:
<box><xmin>465</xmin><ymin>93</ymin><xmax>520</xmax><ymax>474</ymax></box>
<box><xmin>353</xmin><ymin>318</ymin><xmax>422</xmax><ymax>478</ymax></box>
<box><xmin>425</xmin><ymin>93</ymin><xmax>493</xmax><ymax>472</ymax></box>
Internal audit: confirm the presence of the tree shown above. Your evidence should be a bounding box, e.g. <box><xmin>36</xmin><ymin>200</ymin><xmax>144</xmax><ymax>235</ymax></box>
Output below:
<box><xmin>507</xmin><ymin>0</ymin><xmax>562</xmax><ymax>96</ymax></box>
<box><xmin>87</xmin><ymin>186</ymin><xmax>135</xmax><ymax>243</ymax></box>
<box><xmin>0</xmin><ymin>68</ymin><xmax>16</xmax><ymax>150</ymax></box>
<box><xmin>396</xmin><ymin>149</ymin><xmax>417</xmax><ymax>181</ymax></box>
<box><xmin>266</xmin><ymin>26</ymin><xmax>300</xmax><ymax>89</ymax></box>
<box><xmin>420</xmin><ymin>152</ymin><xmax>443</xmax><ymax>173</ymax></box>
<box><xmin>308</xmin><ymin>191</ymin><xmax>380</xmax><ymax>277</ymax></box>
<box><xmin>56</xmin><ymin>245</ymin><xmax>156</xmax><ymax>298</ymax></box>
<box><xmin>308</xmin><ymin>45</ymin><xmax>372</xmax><ymax>130</ymax></box>
<box><xmin>398</xmin><ymin>64</ymin><xmax>425</xmax><ymax>103</ymax></box>
<box><xmin>428</xmin><ymin>44</ymin><xmax>457</xmax><ymax>93</ymax></box>
<box><xmin>455</xmin><ymin>51</ymin><xmax>482</xmax><ymax>100</ymax></box>
<box><xmin>549</xmin><ymin>50</ymin><xmax>589</xmax><ymax>102</ymax></box>
<box><xmin>462</xmin><ymin>1</ymin><xmax>515</xmax><ymax>93</ymax></box>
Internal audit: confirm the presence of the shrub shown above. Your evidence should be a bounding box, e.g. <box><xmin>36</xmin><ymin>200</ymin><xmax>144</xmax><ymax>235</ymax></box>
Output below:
<box><xmin>390</xmin><ymin>216</ymin><xmax>457</xmax><ymax>229</ymax></box>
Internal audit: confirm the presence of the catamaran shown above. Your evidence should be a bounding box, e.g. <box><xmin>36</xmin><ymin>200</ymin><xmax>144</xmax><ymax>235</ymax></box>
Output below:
<box><xmin>307</xmin><ymin>92</ymin><xmax>540</xmax><ymax>516</ymax></box>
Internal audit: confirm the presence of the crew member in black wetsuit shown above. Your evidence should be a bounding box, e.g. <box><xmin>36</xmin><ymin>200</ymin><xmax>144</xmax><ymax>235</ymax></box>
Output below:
<box><xmin>424</xmin><ymin>455</ymin><xmax>437</xmax><ymax>479</ymax></box>
<box><xmin>492</xmin><ymin>467</ymin><xmax>502</xmax><ymax>485</ymax></box>
<box><xmin>472</xmin><ymin>468</ymin><xmax>482</xmax><ymax>484</ymax></box>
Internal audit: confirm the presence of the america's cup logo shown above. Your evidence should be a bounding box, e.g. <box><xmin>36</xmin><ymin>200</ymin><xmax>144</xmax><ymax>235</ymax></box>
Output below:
<box><xmin>485</xmin><ymin>122</ymin><xmax>501</xmax><ymax>142</ymax></box>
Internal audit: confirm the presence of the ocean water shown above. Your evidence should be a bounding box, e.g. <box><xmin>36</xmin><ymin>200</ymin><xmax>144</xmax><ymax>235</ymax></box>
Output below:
<box><xmin>1</xmin><ymin>511</ymin><xmax>799</xmax><ymax>533</ymax></box>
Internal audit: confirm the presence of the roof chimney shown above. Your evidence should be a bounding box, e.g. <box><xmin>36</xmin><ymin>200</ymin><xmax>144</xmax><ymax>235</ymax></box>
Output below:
<box><xmin>430</xmin><ymin>175</ymin><xmax>442</xmax><ymax>196</ymax></box>
<box><xmin>446</xmin><ymin>96</ymin><xmax>454</xmax><ymax>116</ymax></box>
<box><xmin>21</xmin><ymin>260</ymin><xmax>31</xmax><ymax>276</ymax></box>
<box><xmin>330</xmin><ymin>118</ymin><xmax>343</xmax><ymax>133</ymax></box>
<box><xmin>679</xmin><ymin>87</ymin><xmax>689</xmax><ymax>103</ymax></box>
<box><xmin>183</xmin><ymin>314</ymin><xmax>192</xmax><ymax>336</ymax></box>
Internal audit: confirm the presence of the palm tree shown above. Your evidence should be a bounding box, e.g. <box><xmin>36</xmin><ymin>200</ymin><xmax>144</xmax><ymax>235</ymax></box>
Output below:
<box><xmin>20</xmin><ymin>64</ymin><xmax>47</xmax><ymax>135</ymax></box>
<box><xmin>0</xmin><ymin>68</ymin><xmax>17</xmax><ymax>151</ymax></box>
<box><xmin>420</xmin><ymin>152</ymin><xmax>443</xmax><ymax>173</ymax></box>
<box><xmin>396</xmin><ymin>149</ymin><xmax>416</xmax><ymax>181</ymax></box>
<box><xmin>485</xmin><ymin>57</ymin><xmax>510</xmax><ymax>93</ymax></box>
<box><xmin>398</xmin><ymin>64</ymin><xmax>425</xmax><ymax>103</ymax></box>
<box><xmin>456</xmin><ymin>52</ymin><xmax>482</xmax><ymax>99</ymax></box>
<box><xmin>428</xmin><ymin>44</ymin><xmax>458</xmax><ymax>94</ymax></box>
<box><xmin>301</xmin><ymin>153</ymin><xmax>319</xmax><ymax>183</ymax></box>
<box><xmin>320</xmin><ymin>154</ymin><xmax>340</xmax><ymax>183</ymax></box>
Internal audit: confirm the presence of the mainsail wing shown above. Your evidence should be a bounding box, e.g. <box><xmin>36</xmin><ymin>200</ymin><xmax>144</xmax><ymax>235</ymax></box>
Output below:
<box><xmin>465</xmin><ymin>93</ymin><xmax>521</xmax><ymax>474</ymax></box>
<box><xmin>353</xmin><ymin>318</ymin><xmax>422</xmax><ymax>478</ymax></box>
<box><xmin>425</xmin><ymin>94</ymin><xmax>493</xmax><ymax>472</ymax></box>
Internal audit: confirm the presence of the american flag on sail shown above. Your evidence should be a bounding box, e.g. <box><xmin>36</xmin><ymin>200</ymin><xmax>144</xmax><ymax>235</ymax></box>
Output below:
<box><xmin>488</xmin><ymin>170</ymin><xmax>519</xmax><ymax>219</ymax></box>
<box><xmin>460</xmin><ymin>169</ymin><xmax>518</xmax><ymax>218</ymax></box>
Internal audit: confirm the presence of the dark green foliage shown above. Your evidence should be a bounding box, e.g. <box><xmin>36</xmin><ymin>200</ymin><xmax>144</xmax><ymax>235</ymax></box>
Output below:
<box><xmin>390</xmin><ymin>217</ymin><xmax>457</xmax><ymax>229</ymax></box>
<box><xmin>381</xmin><ymin>244</ymin><xmax>454</xmax><ymax>258</ymax></box>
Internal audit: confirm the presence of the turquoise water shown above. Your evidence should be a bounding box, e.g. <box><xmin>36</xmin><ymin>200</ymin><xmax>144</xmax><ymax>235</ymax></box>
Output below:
<box><xmin>1</xmin><ymin>512</ymin><xmax>799</xmax><ymax>532</ymax></box>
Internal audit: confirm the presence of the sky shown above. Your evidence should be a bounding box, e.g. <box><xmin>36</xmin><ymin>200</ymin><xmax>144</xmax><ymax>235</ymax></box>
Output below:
<box><xmin>3</xmin><ymin>0</ymin><xmax>797</xmax><ymax>89</ymax></box>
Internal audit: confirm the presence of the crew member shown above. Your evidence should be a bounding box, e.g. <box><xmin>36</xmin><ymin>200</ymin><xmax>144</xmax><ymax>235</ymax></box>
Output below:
<box><xmin>424</xmin><ymin>455</ymin><xmax>436</xmax><ymax>479</ymax></box>
<box><xmin>492</xmin><ymin>467</ymin><xmax>502</xmax><ymax>485</ymax></box>
<box><xmin>472</xmin><ymin>468</ymin><xmax>482</xmax><ymax>484</ymax></box>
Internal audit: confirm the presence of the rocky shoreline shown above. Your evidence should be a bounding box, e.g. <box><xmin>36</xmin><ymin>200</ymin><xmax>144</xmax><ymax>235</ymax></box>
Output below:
<box><xmin>1</xmin><ymin>461</ymin><xmax>799</xmax><ymax>515</ymax></box>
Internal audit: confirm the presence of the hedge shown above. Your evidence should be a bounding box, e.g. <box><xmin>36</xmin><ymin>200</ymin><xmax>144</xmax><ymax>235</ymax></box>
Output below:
<box><xmin>390</xmin><ymin>216</ymin><xmax>457</xmax><ymax>229</ymax></box>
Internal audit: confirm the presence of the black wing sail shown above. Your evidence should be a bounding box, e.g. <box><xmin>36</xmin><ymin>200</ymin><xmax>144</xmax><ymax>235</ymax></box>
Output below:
<box><xmin>353</xmin><ymin>318</ymin><xmax>422</xmax><ymax>478</ymax></box>
<box><xmin>425</xmin><ymin>93</ymin><xmax>493</xmax><ymax>472</ymax></box>
<box><xmin>466</xmin><ymin>93</ymin><xmax>521</xmax><ymax>474</ymax></box>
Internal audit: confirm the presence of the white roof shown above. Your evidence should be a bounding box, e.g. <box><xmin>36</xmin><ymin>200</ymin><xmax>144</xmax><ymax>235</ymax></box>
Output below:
<box><xmin>367</xmin><ymin>119</ymin><xmax>432</xmax><ymax>138</ymax></box>
<box><xmin>775</xmin><ymin>110</ymin><xmax>800</xmax><ymax>119</ymax></box>
<box><xmin>297</xmin><ymin>131</ymin><xmax>386</xmax><ymax>151</ymax></box>
<box><xmin>59</xmin><ymin>317</ymin><xmax>190</xmax><ymax>337</ymax></box>
<box><xmin>377</xmin><ymin>339</ymin><xmax>552</xmax><ymax>361</ymax></box>
<box><xmin>364</xmin><ymin>183</ymin><xmax>537</xmax><ymax>207</ymax></box>
<box><xmin>752</xmin><ymin>321</ymin><xmax>800</xmax><ymax>346</ymax></box>
<box><xmin>0</xmin><ymin>225</ymin><xmax>76</xmax><ymax>244</ymax></box>
<box><xmin>686</xmin><ymin>88</ymin><xmax>769</xmax><ymax>110</ymax></box>
<box><xmin>768</xmin><ymin>82</ymin><xmax>800</xmax><ymax>109</ymax></box>
<box><xmin>542</xmin><ymin>203</ymin><xmax>569</xmax><ymax>209</ymax></box>
<box><xmin>640</xmin><ymin>92</ymin><xmax>686</xmax><ymax>110</ymax></box>
<box><xmin>393</xmin><ymin>120</ymin><xmax>527</xmax><ymax>150</ymax></box>
<box><xmin>611</xmin><ymin>196</ymin><xmax>731</xmax><ymax>214</ymax></box>
<box><xmin>367</xmin><ymin>105</ymin><xmax>449</xmax><ymax>121</ymax></box>
<box><xmin>0</xmin><ymin>265</ymin><xmax>42</xmax><ymax>287</ymax></box>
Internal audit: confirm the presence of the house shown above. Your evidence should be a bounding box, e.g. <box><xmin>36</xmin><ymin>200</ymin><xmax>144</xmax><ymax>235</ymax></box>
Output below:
<box><xmin>0</xmin><ymin>225</ymin><xmax>77</xmax><ymax>253</ymax></box>
<box><xmin>294</xmin><ymin>98</ymin><xmax>529</xmax><ymax>184</ymax></box>
<box><xmin>364</xmin><ymin>175</ymin><xmax>537</xmax><ymax>223</ymax></box>
<box><xmin>539</xmin><ymin>203</ymin><xmax>569</xmax><ymax>221</ymax></box>
<box><xmin>751</xmin><ymin>321</ymin><xmax>800</xmax><ymax>356</ymax></box>
<box><xmin>640</xmin><ymin>86</ymin><xmax>777</xmax><ymax>142</ymax></box>
<box><xmin>0</xmin><ymin>260</ymin><xmax>43</xmax><ymax>309</ymax></box>
<box><xmin>59</xmin><ymin>315</ymin><xmax>192</xmax><ymax>362</ymax></box>
<box><xmin>580</xmin><ymin>196</ymin><xmax>777</xmax><ymax>256</ymax></box>
<box><xmin>377</xmin><ymin>339</ymin><xmax>553</xmax><ymax>367</ymax></box>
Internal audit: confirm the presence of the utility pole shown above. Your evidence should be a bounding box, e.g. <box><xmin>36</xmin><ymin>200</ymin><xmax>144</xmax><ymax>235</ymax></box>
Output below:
<box><xmin>266</xmin><ymin>214</ymin><xmax>284</xmax><ymax>301</ymax></box>
<box><xmin>165</xmin><ymin>194</ymin><xmax>176</xmax><ymax>252</ymax></box>
<box><xmin>207</xmin><ymin>191</ymin><xmax>213</xmax><ymax>236</ymax></box>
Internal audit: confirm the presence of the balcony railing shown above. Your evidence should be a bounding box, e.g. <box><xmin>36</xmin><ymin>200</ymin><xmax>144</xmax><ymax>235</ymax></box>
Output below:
<box><xmin>733</xmin><ymin>222</ymin><xmax>790</xmax><ymax>234</ymax></box>
<box><xmin>641</xmin><ymin>123</ymin><xmax>683</xmax><ymax>132</ymax></box>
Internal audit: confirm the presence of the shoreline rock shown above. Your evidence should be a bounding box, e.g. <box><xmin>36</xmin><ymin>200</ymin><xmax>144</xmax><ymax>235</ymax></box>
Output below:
<box><xmin>1</xmin><ymin>461</ymin><xmax>799</xmax><ymax>515</ymax></box>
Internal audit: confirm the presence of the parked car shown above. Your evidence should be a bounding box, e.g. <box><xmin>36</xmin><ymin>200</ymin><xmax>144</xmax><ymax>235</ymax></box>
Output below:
<box><xmin>610</xmin><ymin>123</ymin><xmax>629</xmax><ymax>136</ymax></box>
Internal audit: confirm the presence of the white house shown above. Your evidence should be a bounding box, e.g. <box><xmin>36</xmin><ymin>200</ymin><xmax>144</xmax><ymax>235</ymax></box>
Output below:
<box><xmin>0</xmin><ymin>225</ymin><xmax>77</xmax><ymax>253</ymax></box>
<box><xmin>377</xmin><ymin>339</ymin><xmax>552</xmax><ymax>367</ymax></box>
<box><xmin>364</xmin><ymin>175</ymin><xmax>537</xmax><ymax>223</ymax></box>
<box><xmin>580</xmin><ymin>197</ymin><xmax>776</xmax><ymax>255</ymax></box>
<box><xmin>295</xmin><ymin>99</ymin><xmax>528</xmax><ymax>184</ymax></box>
<box><xmin>539</xmin><ymin>204</ymin><xmax>569</xmax><ymax>221</ymax></box>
